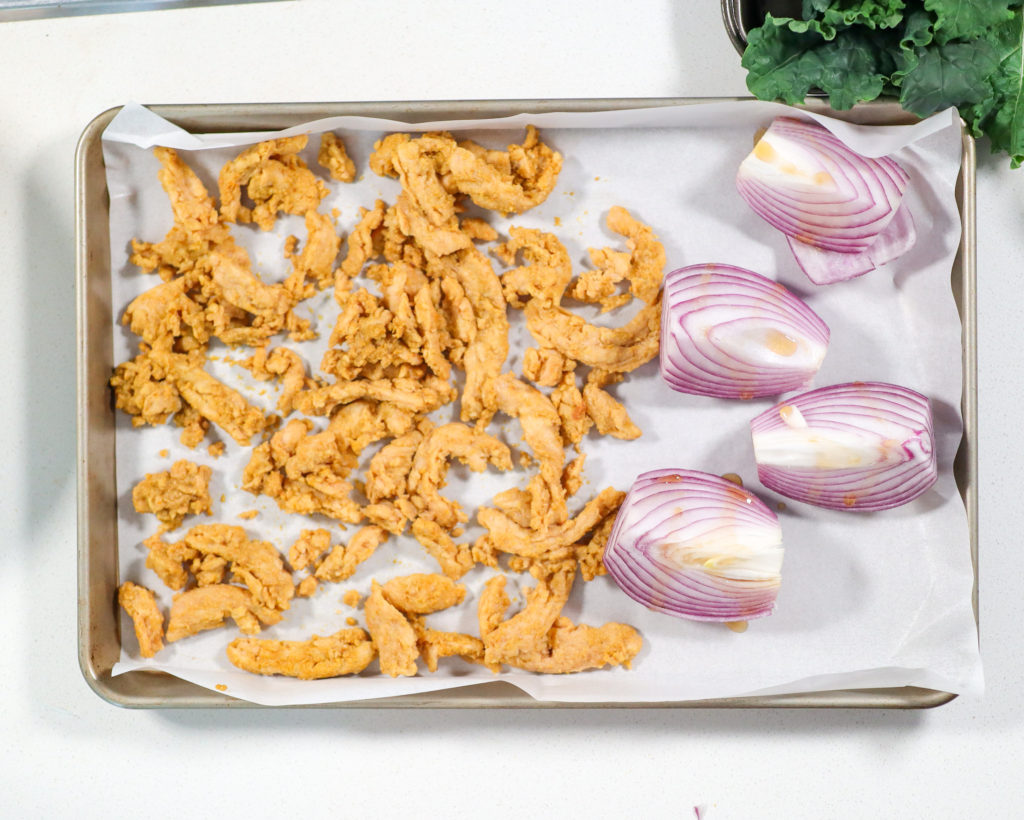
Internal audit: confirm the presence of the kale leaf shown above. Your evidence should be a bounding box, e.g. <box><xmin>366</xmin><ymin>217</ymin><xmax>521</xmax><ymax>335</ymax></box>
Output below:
<box><xmin>962</xmin><ymin>9</ymin><xmax>1024</xmax><ymax>167</ymax></box>
<box><xmin>742</xmin><ymin>17</ymin><xmax>828</xmax><ymax>106</ymax></box>
<box><xmin>742</xmin><ymin>0</ymin><xmax>1024</xmax><ymax>164</ymax></box>
<box><xmin>743</xmin><ymin>14</ymin><xmax>898</xmax><ymax>109</ymax></box>
<box><xmin>898</xmin><ymin>41</ymin><xmax>1000</xmax><ymax>116</ymax></box>
<box><xmin>924</xmin><ymin>0</ymin><xmax>1015</xmax><ymax>45</ymax></box>
<box><xmin>806</xmin><ymin>0</ymin><xmax>907</xmax><ymax>30</ymax></box>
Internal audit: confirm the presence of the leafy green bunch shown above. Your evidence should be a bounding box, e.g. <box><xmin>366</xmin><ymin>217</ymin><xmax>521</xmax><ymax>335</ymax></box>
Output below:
<box><xmin>742</xmin><ymin>0</ymin><xmax>1024</xmax><ymax>165</ymax></box>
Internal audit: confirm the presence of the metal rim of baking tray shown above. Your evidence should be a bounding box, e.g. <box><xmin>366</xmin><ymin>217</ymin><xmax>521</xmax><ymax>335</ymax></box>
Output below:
<box><xmin>76</xmin><ymin>99</ymin><xmax>978</xmax><ymax>709</ymax></box>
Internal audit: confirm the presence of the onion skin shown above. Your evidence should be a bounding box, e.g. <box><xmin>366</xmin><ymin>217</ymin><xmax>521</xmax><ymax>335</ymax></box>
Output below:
<box><xmin>786</xmin><ymin>205</ymin><xmax>917</xmax><ymax>285</ymax></box>
<box><xmin>659</xmin><ymin>264</ymin><xmax>830</xmax><ymax>399</ymax></box>
<box><xmin>736</xmin><ymin>117</ymin><xmax>915</xmax><ymax>284</ymax></box>
<box><xmin>750</xmin><ymin>382</ymin><xmax>938</xmax><ymax>512</ymax></box>
<box><xmin>603</xmin><ymin>469</ymin><xmax>783</xmax><ymax>622</ymax></box>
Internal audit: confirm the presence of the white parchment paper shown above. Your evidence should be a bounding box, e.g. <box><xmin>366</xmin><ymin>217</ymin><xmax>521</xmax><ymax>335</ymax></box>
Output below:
<box><xmin>104</xmin><ymin>101</ymin><xmax>982</xmax><ymax>705</ymax></box>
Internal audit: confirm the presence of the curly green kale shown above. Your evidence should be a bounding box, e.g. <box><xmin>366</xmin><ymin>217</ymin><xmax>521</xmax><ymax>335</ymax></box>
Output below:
<box><xmin>741</xmin><ymin>0</ymin><xmax>1024</xmax><ymax>166</ymax></box>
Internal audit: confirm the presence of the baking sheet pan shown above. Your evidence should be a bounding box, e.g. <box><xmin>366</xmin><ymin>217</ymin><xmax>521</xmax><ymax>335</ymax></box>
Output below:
<box><xmin>76</xmin><ymin>99</ymin><xmax>977</xmax><ymax>708</ymax></box>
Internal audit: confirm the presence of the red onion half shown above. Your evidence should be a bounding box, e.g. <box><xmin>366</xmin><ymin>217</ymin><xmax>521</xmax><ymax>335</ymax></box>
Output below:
<box><xmin>603</xmin><ymin>469</ymin><xmax>783</xmax><ymax>622</ymax></box>
<box><xmin>736</xmin><ymin>117</ymin><xmax>915</xmax><ymax>285</ymax></box>
<box><xmin>660</xmin><ymin>264</ymin><xmax>830</xmax><ymax>399</ymax></box>
<box><xmin>750</xmin><ymin>382</ymin><xmax>937</xmax><ymax>511</ymax></box>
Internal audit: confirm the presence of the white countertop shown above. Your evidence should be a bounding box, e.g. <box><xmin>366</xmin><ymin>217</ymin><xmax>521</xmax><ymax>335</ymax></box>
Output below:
<box><xmin>0</xmin><ymin>1</ymin><xmax>1018</xmax><ymax>816</ymax></box>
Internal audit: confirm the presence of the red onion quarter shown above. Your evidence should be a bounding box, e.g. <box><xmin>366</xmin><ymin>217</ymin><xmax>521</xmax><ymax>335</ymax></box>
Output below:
<box><xmin>750</xmin><ymin>382</ymin><xmax>938</xmax><ymax>511</ymax></box>
<box><xmin>736</xmin><ymin>117</ymin><xmax>916</xmax><ymax>285</ymax></box>
<box><xmin>660</xmin><ymin>264</ymin><xmax>830</xmax><ymax>399</ymax></box>
<box><xmin>603</xmin><ymin>469</ymin><xmax>784</xmax><ymax>622</ymax></box>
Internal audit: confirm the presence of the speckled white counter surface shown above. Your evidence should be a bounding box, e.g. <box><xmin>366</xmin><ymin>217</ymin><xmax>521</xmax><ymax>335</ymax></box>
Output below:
<box><xmin>0</xmin><ymin>2</ymin><xmax>1019</xmax><ymax>817</ymax></box>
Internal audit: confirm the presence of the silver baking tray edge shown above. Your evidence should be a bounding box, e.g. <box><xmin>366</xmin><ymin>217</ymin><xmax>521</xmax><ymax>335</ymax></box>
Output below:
<box><xmin>76</xmin><ymin>99</ymin><xmax>978</xmax><ymax>708</ymax></box>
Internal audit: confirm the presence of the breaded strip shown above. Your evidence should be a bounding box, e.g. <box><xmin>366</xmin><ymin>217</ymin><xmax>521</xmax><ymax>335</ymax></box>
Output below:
<box><xmin>426</xmin><ymin>247</ymin><xmax>508</xmax><ymax>424</ymax></box>
<box><xmin>242</xmin><ymin>346</ymin><xmax>309</xmax><ymax>416</ymax></box>
<box><xmin>118</xmin><ymin>581</ymin><xmax>165</xmax><ymax>658</ymax></box>
<box><xmin>524</xmin><ymin>300</ymin><xmax>661</xmax><ymax>374</ymax></box>
<box><xmin>576</xmin><ymin>511</ymin><xmax>616</xmax><ymax>582</ymax></box>
<box><xmin>507</xmin><ymin>211</ymin><xmax>664</xmax><ymax>373</ymax></box>
<box><xmin>410</xmin><ymin>619</ymin><xmax>490</xmax><ymax>673</ymax></box>
<box><xmin>295</xmin><ymin>575</ymin><xmax>319</xmax><ymax>597</ymax></box>
<box><xmin>381</xmin><ymin>573</ymin><xmax>466</xmax><ymax>614</ymax></box>
<box><xmin>483</xmin><ymin>569</ymin><xmax>574</xmax><ymax>667</ymax></box>
<box><xmin>242</xmin><ymin>418</ymin><xmax>365</xmax><ymax>524</ymax></box>
<box><xmin>110</xmin><ymin>352</ymin><xmax>183</xmax><ymax>429</ymax></box>
<box><xmin>413</xmin><ymin>285</ymin><xmax>451</xmax><ymax>380</ymax></box>
<box><xmin>283</xmin><ymin>210</ymin><xmax>341</xmax><ymax>296</ymax></box>
<box><xmin>446</xmin><ymin>126</ymin><xmax>562</xmax><ymax>216</ymax></box>
<box><xmin>227</xmin><ymin>628</ymin><xmax>376</xmax><ymax>679</ymax></box>
<box><xmin>439</xmin><ymin>274</ymin><xmax>475</xmax><ymax>365</ymax></box>
<box><xmin>337</xmin><ymin>200</ymin><xmax>386</xmax><ymax>288</ymax></box>
<box><xmin>288</xmin><ymin>528</ymin><xmax>332</xmax><ymax>572</ymax></box>
<box><xmin>364</xmin><ymin>581</ymin><xmax>419</xmax><ymax>677</ymax></box>
<box><xmin>362</xmin><ymin>500</ymin><xmax>414</xmax><ymax>535</ymax></box>
<box><xmin>480</xmin><ymin>570</ymin><xmax>641</xmax><ymax>673</ymax></box>
<box><xmin>219</xmin><ymin>136</ymin><xmax>307</xmax><ymax>222</ymax></box>
<box><xmin>364</xmin><ymin>428</ymin><xmax>424</xmax><ymax>502</ymax></box>
<box><xmin>410</xmin><ymin>518</ymin><xmax>475</xmax><ymax>579</ymax></box>
<box><xmin>511</xmin><ymin>498</ymin><xmax>621</xmax><ymax>580</ymax></box>
<box><xmin>494</xmin><ymin>227</ymin><xmax>573</xmax><ymax>308</ymax></box>
<box><xmin>208</xmin><ymin>250</ymin><xmax>292</xmax><ymax>322</ymax></box>
<box><xmin>379</xmin><ymin>201</ymin><xmax>426</xmax><ymax>268</ymax></box>
<box><xmin>392</xmin><ymin>135</ymin><xmax>458</xmax><ymax>226</ymax></box>
<box><xmin>494</xmin><ymin>373</ymin><xmax>567</xmax><ymax>527</ymax></box>
<box><xmin>144</xmin><ymin>532</ymin><xmax>197</xmax><ymax>590</ymax></box>
<box><xmin>154</xmin><ymin>145</ymin><xmax>223</xmax><ymax>234</ymax></box>
<box><xmin>522</xmin><ymin>347</ymin><xmax>569</xmax><ymax>388</ymax></box>
<box><xmin>406</xmin><ymin>422</ymin><xmax>513</xmax><ymax>530</ymax></box>
<box><xmin>479</xmin><ymin>487</ymin><xmax>625</xmax><ymax>558</ymax></box>
<box><xmin>477</xmin><ymin>574</ymin><xmax>511</xmax><ymax>640</ymax></box>
<box><xmin>394</xmin><ymin>190</ymin><xmax>471</xmax><ymax>257</ymax></box>
<box><xmin>147</xmin><ymin>351</ymin><xmax>271</xmax><ymax>446</ymax></box>
<box><xmin>566</xmin><ymin>206</ymin><xmax>665</xmax><ymax>311</ymax></box>
<box><xmin>490</xmin><ymin>487</ymin><xmax>533</xmax><ymax>529</ymax></box>
<box><xmin>604</xmin><ymin>206</ymin><xmax>665</xmax><ymax>305</ymax></box>
<box><xmin>368</xmin><ymin>133</ymin><xmax>410</xmax><ymax>177</ymax></box>
<box><xmin>192</xmin><ymin>552</ymin><xmax>228</xmax><ymax>587</ymax></box>
<box><xmin>550</xmin><ymin>371</ymin><xmax>592</xmax><ymax>446</ymax></box>
<box><xmin>562</xmin><ymin>454</ymin><xmax>586</xmax><ymax>498</ymax></box>
<box><xmin>165</xmin><ymin>584</ymin><xmax>282</xmax><ymax>642</ymax></box>
<box><xmin>123</xmin><ymin>278</ymin><xmax>207</xmax><ymax>351</ymax></box>
<box><xmin>461</xmin><ymin>218</ymin><xmax>498</xmax><ymax>242</ymax></box>
<box><xmin>132</xmin><ymin>459</ymin><xmax>213</xmax><ymax>531</ymax></box>
<box><xmin>568</xmin><ymin>249</ymin><xmax>632</xmax><ymax>312</ymax></box>
<box><xmin>318</xmin><ymin>132</ymin><xmax>356</xmax><ymax>183</ymax></box>
<box><xmin>583</xmin><ymin>370</ymin><xmax>642</xmax><ymax>440</ymax></box>
<box><xmin>292</xmin><ymin>374</ymin><xmax>456</xmax><ymax>418</ymax></box>
<box><xmin>511</xmin><ymin>618</ymin><xmax>642</xmax><ymax>673</ymax></box>
<box><xmin>219</xmin><ymin>136</ymin><xmax>328</xmax><ymax>230</ymax></box>
<box><xmin>315</xmin><ymin>525</ymin><xmax>388</xmax><ymax>583</ymax></box>
<box><xmin>321</xmin><ymin>287</ymin><xmax>415</xmax><ymax>380</ymax></box>
<box><xmin>179</xmin><ymin>524</ymin><xmax>295</xmax><ymax>612</ymax></box>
